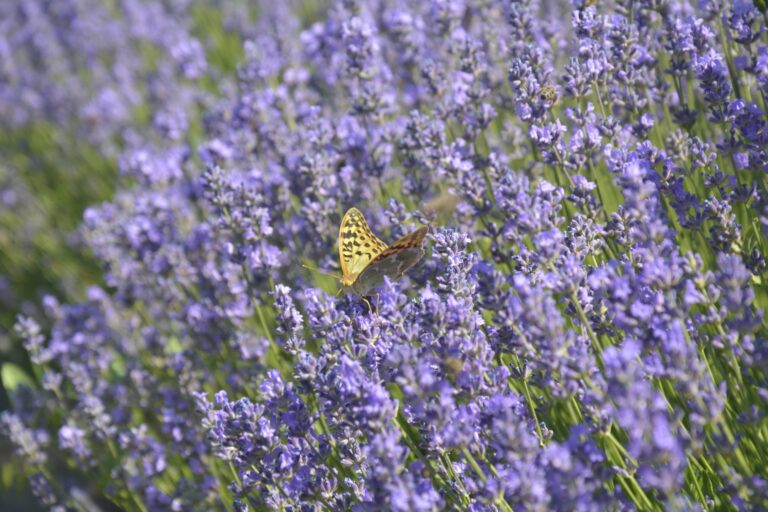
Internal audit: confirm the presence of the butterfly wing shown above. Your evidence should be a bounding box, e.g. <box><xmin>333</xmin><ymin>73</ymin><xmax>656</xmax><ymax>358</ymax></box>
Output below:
<box><xmin>352</xmin><ymin>226</ymin><xmax>428</xmax><ymax>295</ymax></box>
<box><xmin>338</xmin><ymin>208</ymin><xmax>388</xmax><ymax>287</ymax></box>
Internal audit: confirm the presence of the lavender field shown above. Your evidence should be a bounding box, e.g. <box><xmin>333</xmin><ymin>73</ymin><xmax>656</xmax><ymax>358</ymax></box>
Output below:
<box><xmin>2</xmin><ymin>0</ymin><xmax>768</xmax><ymax>510</ymax></box>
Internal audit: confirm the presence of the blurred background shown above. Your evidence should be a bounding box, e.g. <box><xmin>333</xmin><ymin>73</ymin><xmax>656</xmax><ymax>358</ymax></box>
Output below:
<box><xmin>0</xmin><ymin>1</ymin><xmax>315</xmax><ymax>506</ymax></box>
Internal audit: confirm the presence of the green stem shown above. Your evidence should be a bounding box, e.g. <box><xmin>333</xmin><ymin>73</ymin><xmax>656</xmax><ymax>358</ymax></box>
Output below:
<box><xmin>521</xmin><ymin>378</ymin><xmax>546</xmax><ymax>446</ymax></box>
<box><xmin>570</xmin><ymin>292</ymin><xmax>601</xmax><ymax>353</ymax></box>
<box><xmin>602</xmin><ymin>431</ymin><xmax>656</xmax><ymax>510</ymax></box>
<box><xmin>461</xmin><ymin>448</ymin><xmax>515</xmax><ymax>512</ymax></box>
<box><xmin>394</xmin><ymin>412</ymin><xmax>469</xmax><ymax>507</ymax></box>
<box><xmin>592</xmin><ymin>81</ymin><xmax>607</xmax><ymax>118</ymax></box>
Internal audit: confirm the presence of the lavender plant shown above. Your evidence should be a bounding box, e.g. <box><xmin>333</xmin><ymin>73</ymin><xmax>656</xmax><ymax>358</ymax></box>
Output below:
<box><xmin>3</xmin><ymin>0</ymin><xmax>768</xmax><ymax>510</ymax></box>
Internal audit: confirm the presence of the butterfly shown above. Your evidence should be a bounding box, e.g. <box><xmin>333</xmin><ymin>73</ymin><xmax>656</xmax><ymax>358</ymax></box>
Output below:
<box><xmin>338</xmin><ymin>207</ymin><xmax>428</xmax><ymax>298</ymax></box>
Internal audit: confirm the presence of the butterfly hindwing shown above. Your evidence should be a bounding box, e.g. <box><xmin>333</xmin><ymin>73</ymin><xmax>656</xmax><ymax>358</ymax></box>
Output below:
<box><xmin>369</xmin><ymin>226</ymin><xmax>429</xmax><ymax>265</ymax></box>
<box><xmin>338</xmin><ymin>208</ymin><xmax>387</xmax><ymax>286</ymax></box>
<box><xmin>353</xmin><ymin>226</ymin><xmax>428</xmax><ymax>295</ymax></box>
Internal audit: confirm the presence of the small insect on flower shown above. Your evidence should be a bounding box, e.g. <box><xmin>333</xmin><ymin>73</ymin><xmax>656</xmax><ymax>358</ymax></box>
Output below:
<box><xmin>539</xmin><ymin>84</ymin><xmax>559</xmax><ymax>106</ymax></box>
<box><xmin>338</xmin><ymin>207</ymin><xmax>428</xmax><ymax>309</ymax></box>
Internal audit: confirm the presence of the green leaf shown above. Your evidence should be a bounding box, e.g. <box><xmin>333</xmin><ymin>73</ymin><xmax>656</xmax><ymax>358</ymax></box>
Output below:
<box><xmin>1</xmin><ymin>363</ymin><xmax>36</xmax><ymax>393</ymax></box>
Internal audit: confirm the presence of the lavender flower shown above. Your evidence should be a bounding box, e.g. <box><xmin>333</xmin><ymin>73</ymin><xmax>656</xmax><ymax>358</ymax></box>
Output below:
<box><xmin>3</xmin><ymin>1</ymin><xmax>768</xmax><ymax>511</ymax></box>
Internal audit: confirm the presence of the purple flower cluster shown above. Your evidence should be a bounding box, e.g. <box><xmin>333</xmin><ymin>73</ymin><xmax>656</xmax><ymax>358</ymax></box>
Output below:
<box><xmin>3</xmin><ymin>0</ymin><xmax>768</xmax><ymax>510</ymax></box>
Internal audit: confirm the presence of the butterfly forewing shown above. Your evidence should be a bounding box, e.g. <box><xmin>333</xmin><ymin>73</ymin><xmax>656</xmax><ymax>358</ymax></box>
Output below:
<box><xmin>338</xmin><ymin>208</ymin><xmax>388</xmax><ymax>286</ymax></box>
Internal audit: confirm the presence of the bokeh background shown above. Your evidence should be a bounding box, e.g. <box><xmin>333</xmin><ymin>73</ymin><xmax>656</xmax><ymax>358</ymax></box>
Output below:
<box><xmin>0</xmin><ymin>2</ymin><xmax>268</xmax><ymax>506</ymax></box>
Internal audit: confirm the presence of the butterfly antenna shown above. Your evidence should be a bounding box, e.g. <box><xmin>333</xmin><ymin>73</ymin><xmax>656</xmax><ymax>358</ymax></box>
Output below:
<box><xmin>301</xmin><ymin>264</ymin><xmax>342</xmax><ymax>281</ymax></box>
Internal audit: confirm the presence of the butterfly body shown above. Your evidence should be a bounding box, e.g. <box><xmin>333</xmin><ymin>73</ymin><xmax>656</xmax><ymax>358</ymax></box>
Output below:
<box><xmin>338</xmin><ymin>208</ymin><xmax>428</xmax><ymax>296</ymax></box>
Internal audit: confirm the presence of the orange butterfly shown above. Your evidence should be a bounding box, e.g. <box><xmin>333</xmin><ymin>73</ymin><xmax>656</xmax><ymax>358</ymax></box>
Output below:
<box><xmin>338</xmin><ymin>207</ymin><xmax>428</xmax><ymax>297</ymax></box>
